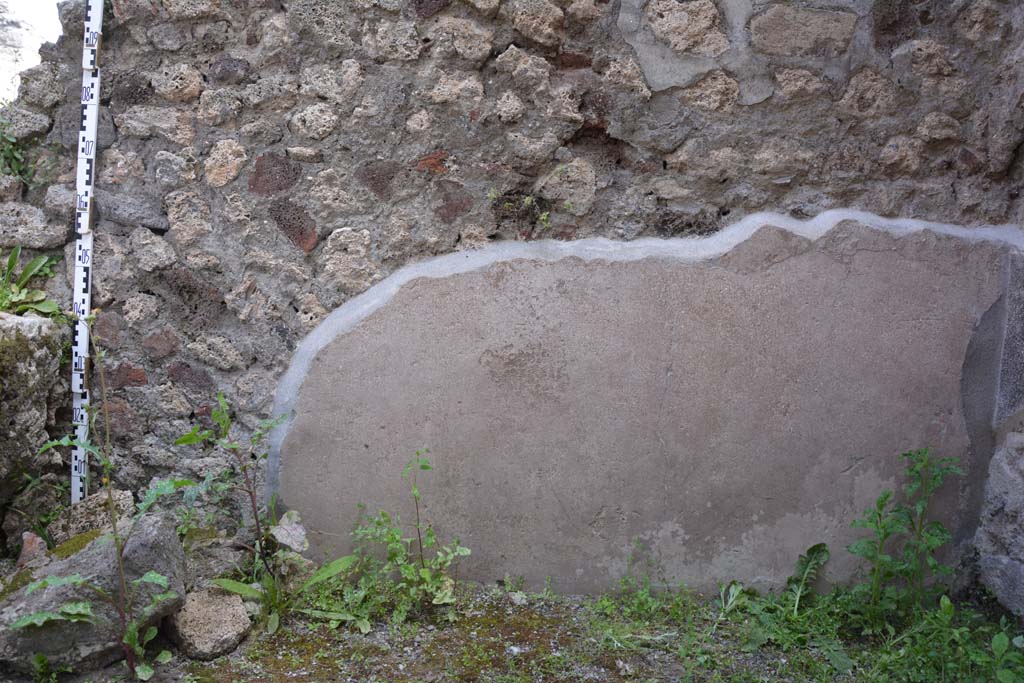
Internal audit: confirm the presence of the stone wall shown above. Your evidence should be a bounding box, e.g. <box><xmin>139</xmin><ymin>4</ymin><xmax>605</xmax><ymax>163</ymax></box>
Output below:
<box><xmin>0</xmin><ymin>0</ymin><xmax>1021</xmax><ymax>575</ymax></box>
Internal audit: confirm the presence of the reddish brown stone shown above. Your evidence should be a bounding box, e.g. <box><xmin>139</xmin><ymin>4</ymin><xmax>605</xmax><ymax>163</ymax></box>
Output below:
<box><xmin>142</xmin><ymin>327</ymin><xmax>180</xmax><ymax>360</ymax></box>
<box><xmin>161</xmin><ymin>266</ymin><xmax>227</xmax><ymax>328</ymax></box>
<box><xmin>557</xmin><ymin>52</ymin><xmax>592</xmax><ymax>69</ymax></box>
<box><xmin>248</xmin><ymin>153</ymin><xmax>301</xmax><ymax>196</ymax></box>
<box><xmin>268</xmin><ymin>199</ymin><xmax>318</xmax><ymax>253</ymax></box>
<box><xmin>415</xmin><ymin>150</ymin><xmax>449</xmax><ymax>175</ymax></box>
<box><xmin>168</xmin><ymin>361</ymin><xmax>215</xmax><ymax>390</ymax></box>
<box><xmin>92</xmin><ymin>311</ymin><xmax>124</xmax><ymax>350</ymax></box>
<box><xmin>107</xmin><ymin>362</ymin><xmax>148</xmax><ymax>390</ymax></box>
<box><xmin>434</xmin><ymin>182</ymin><xmax>473</xmax><ymax>224</ymax></box>
<box><xmin>355</xmin><ymin>160</ymin><xmax>400</xmax><ymax>199</ymax></box>
<box><xmin>16</xmin><ymin>531</ymin><xmax>48</xmax><ymax>568</ymax></box>
<box><xmin>103</xmin><ymin>396</ymin><xmax>141</xmax><ymax>440</ymax></box>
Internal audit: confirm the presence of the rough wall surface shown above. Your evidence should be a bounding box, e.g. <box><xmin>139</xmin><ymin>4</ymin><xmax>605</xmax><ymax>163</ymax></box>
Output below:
<box><xmin>0</xmin><ymin>0</ymin><xmax>1022</xmax><ymax>567</ymax></box>
<box><xmin>976</xmin><ymin>432</ymin><xmax>1024</xmax><ymax>618</ymax></box>
<box><xmin>275</xmin><ymin>222</ymin><xmax>1014</xmax><ymax>592</ymax></box>
<box><xmin>0</xmin><ymin>313</ymin><xmax>66</xmax><ymax>546</ymax></box>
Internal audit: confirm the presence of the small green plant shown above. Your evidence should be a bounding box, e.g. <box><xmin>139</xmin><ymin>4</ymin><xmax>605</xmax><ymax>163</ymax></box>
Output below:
<box><xmin>301</xmin><ymin>451</ymin><xmax>470</xmax><ymax>630</ymax></box>
<box><xmin>178</xmin><ymin>395</ymin><xmax>360</xmax><ymax>634</ymax></box>
<box><xmin>213</xmin><ymin>552</ymin><xmax>358</xmax><ymax>635</ymax></box>
<box><xmin>176</xmin><ymin>394</ymin><xmax>301</xmax><ymax>632</ymax></box>
<box><xmin>1</xmin><ymin>247</ymin><xmax>60</xmax><ymax>315</ymax></box>
<box><xmin>992</xmin><ymin>630</ymin><xmax>1024</xmax><ymax>683</ymax></box>
<box><xmin>868</xmin><ymin>595</ymin><xmax>1024</xmax><ymax>682</ymax></box>
<box><xmin>786</xmin><ymin>542</ymin><xmax>829</xmax><ymax>617</ymax></box>
<box><xmin>31</xmin><ymin>653</ymin><xmax>70</xmax><ymax>683</ymax></box>
<box><xmin>848</xmin><ymin>448</ymin><xmax>962</xmax><ymax>622</ymax></box>
<box><xmin>175</xmin><ymin>470</ymin><xmax>233</xmax><ymax>538</ymax></box>
<box><xmin>6</xmin><ymin>473</ymin><xmax>68</xmax><ymax>548</ymax></box>
<box><xmin>176</xmin><ymin>393</ymin><xmax>282</xmax><ymax>583</ymax></box>
<box><xmin>0</xmin><ymin>117</ymin><xmax>31</xmax><ymax>185</ymax></box>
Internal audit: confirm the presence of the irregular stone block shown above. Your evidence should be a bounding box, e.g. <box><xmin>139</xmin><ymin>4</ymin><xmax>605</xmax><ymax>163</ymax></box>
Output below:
<box><xmin>208</xmin><ymin>55</ymin><xmax>253</xmax><ymax>85</ymax></box>
<box><xmin>289</xmin><ymin>103</ymin><xmax>339</xmax><ymax>140</ymax></box>
<box><xmin>645</xmin><ymin>0</ymin><xmax>728</xmax><ymax>57</ymax></box>
<box><xmin>148</xmin><ymin>22</ymin><xmax>191</xmax><ymax>50</ymax></box>
<box><xmin>0</xmin><ymin>203</ymin><xmax>68</xmax><ymax>249</ymax></box>
<box><xmin>837</xmin><ymin>69</ymin><xmax>897</xmax><ymax>119</ymax></box>
<box><xmin>204</xmin><ymin>139</ymin><xmax>248</xmax><ymax>187</ymax></box>
<box><xmin>271</xmin><ymin>221</ymin><xmax>1017</xmax><ymax>593</ymax></box>
<box><xmin>46</xmin><ymin>489</ymin><xmax>134</xmax><ymax>546</ymax></box>
<box><xmin>17</xmin><ymin>63</ymin><xmax>68</xmax><ymax>109</ymax></box>
<box><xmin>129</xmin><ymin>228</ymin><xmax>178</xmax><ymax>272</ymax></box>
<box><xmin>268</xmin><ymin>198</ymin><xmax>318</xmax><ymax>253</ymax></box>
<box><xmin>114</xmin><ymin>105</ymin><xmax>194</xmax><ymax>145</ymax></box>
<box><xmin>196</xmin><ymin>88</ymin><xmax>243</xmax><ymax>126</ymax></box>
<box><xmin>169</xmin><ymin>590</ymin><xmax>251</xmax><ymax>660</ymax></box>
<box><xmin>0</xmin><ymin>174</ymin><xmax>21</xmax><ymax>203</ymax></box>
<box><xmin>152</xmin><ymin>63</ymin><xmax>205</xmax><ymax>102</ymax></box>
<box><xmin>750</xmin><ymin>5</ymin><xmax>857</xmax><ymax>57</ymax></box>
<box><xmin>163</xmin><ymin>0</ymin><xmax>220</xmax><ymax>19</ymax></box>
<box><xmin>0</xmin><ymin>514</ymin><xmax>186</xmax><ymax>674</ymax></box>
<box><xmin>94</xmin><ymin>189</ymin><xmax>169</xmax><ymax>232</ymax></box>
<box><xmin>363</xmin><ymin>20</ymin><xmax>423</xmax><ymax>61</ymax></box>
<box><xmin>976</xmin><ymin>431</ymin><xmax>1024</xmax><ymax>616</ymax></box>
<box><xmin>0</xmin><ymin>314</ymin><xmax>64</xmax><ymax>514</ymax></box>
<box><xmin>504</xmin><ymin>0</ymin><xmax>564</xmax><ymax>47</ymax></box>
<box><xmin>248</xmin><ymin>152</ymin><xmax>301</xmax><ymax>197</ymax></box>
<box><xmin>0</xmin><ymin>105</ymin><xmax>51</xmax><ymax>142</ymax></box>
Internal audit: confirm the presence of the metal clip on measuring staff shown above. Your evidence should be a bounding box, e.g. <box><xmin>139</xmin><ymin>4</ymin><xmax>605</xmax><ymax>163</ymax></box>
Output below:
<box><xmin>70</xmin><ymin>0</ymin><xmax>104</xmax><ymax>505</ymax></box>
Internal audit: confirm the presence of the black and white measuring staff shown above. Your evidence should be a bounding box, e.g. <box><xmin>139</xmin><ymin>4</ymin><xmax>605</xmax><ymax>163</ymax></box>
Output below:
<box><xmin>70</xmin><ymin>0</ymin><xmax>104</xmax><ymax>504</ymax></box>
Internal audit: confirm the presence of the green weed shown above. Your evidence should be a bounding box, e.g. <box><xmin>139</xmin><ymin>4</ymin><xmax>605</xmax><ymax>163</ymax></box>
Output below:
<box><xmin>301</xmin><ymin>451</ymin><xmax>470</xmax><ymax>631</ymax></box>
<box><xmin>1</xmin><ymin>246</ymin><xmax>60</xmax><ymax>316</ymax></box>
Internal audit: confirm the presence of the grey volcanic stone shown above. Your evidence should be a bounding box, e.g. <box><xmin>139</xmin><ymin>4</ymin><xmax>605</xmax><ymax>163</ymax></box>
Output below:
<box><xmin>94</xmin><ymin>189</ymin><xmax>169</xmax><ymax>232</ymax></box>
<box><xmin>272</xmin><ymin>222</ymin><xmax>1012</xmax><ymax>593</ymax></box>
<box><xmin>976</xmin><ymin>433</ymin><xmax>1024</xmax><ymax>617</ymax></box>
<box><xmin>0</xmin><ymin>174</ymin><xmax>20</xmax><ymax>202</ymax></box>
<box><xmin>0</xmin><ymin>314</ymin><xmax>64</xmax><ymax>514</ymax></box>
<box><xmin>45</xmin><ymin>489</ymin><xmax>134</xmax><ymax>546</ymax></box>
<box><xmin>0</xmin><ymin>514</ymin><xmax>186</xmax><ymax>673</ymax></box>
<box><xmin>169</xmin><ymin>589</ymin><xmax>251</xmax><ymax>660</ymax></box>
<box><xmin>0</xmin><ymin>105</ymin><xmax>50</xmax><ymax>142</ymax></box>
<box><xmin>0</xmin><ymin>203</ymin><xmax>68</xmax><ymax>249</ymax></box>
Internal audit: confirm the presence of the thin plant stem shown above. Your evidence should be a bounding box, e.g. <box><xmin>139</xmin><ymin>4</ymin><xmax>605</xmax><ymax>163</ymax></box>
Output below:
<box><xmin>91</xmin><ymin>329</ymin><xmax>136</xmax><ymax>675</ymax></box>
<box><xmin>238</xmin><ymin>445</ymin><xmax>275</xmax><ymax>580</ymax></box>
<box><xmin>412</xmin><ymin>469</ymin><xmax>426</xmax><ymax>570</ymax></box>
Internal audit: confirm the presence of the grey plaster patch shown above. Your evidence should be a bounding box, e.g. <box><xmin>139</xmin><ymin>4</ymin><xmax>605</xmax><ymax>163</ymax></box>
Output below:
<box><xmin>617</xmin><ymin>0</ymin><xmax>719</xmax><ymax>91</ymax></box>
<box><xmin>268</xmin><ymin>210</ymin><xmax>1023</xmax><ymax>591</ymax></box>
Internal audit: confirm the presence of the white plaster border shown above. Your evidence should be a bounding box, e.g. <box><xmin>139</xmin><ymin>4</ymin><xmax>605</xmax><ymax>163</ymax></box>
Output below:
<box><xmin>266</xmin><ymin>209</ymin><xmax>1024</xmax><ymax>496</ymax></box>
